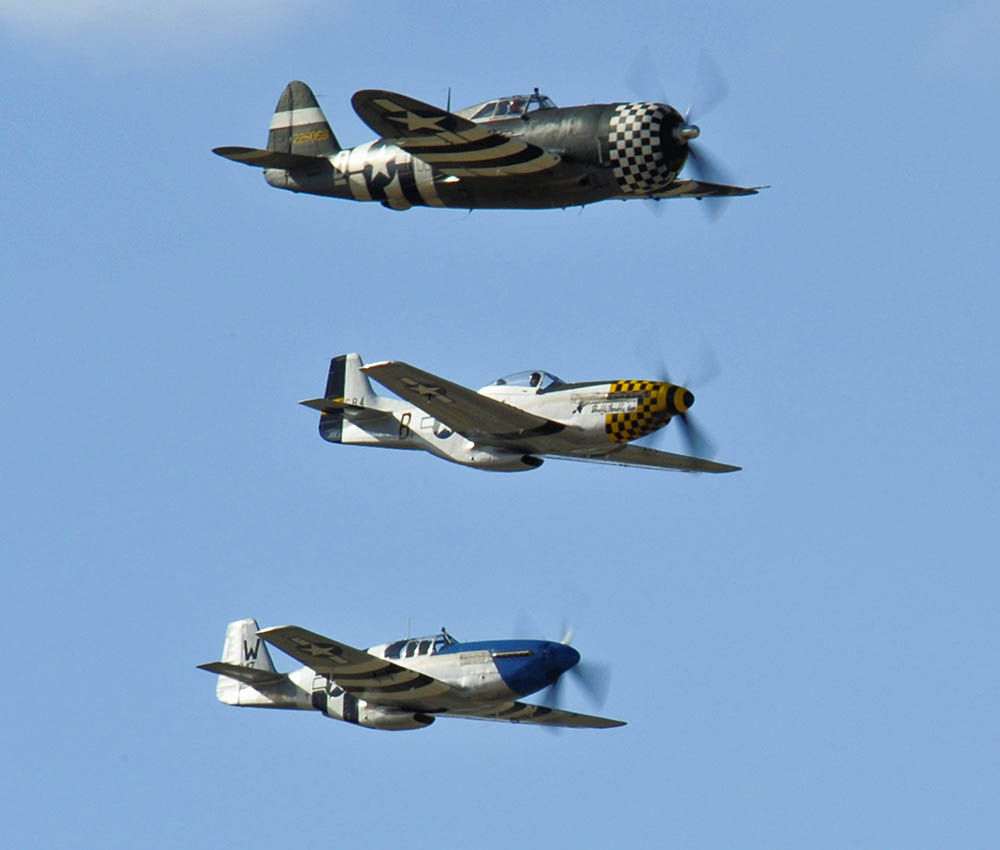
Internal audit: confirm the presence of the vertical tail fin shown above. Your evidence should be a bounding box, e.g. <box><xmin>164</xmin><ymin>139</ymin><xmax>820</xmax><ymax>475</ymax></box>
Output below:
<box><xmin>333</xmin><ymin>353</ymin><xmax>376</xmax><ymax>405</ymax></box>
<box><xmin>214</xmin><ymin>619</ymin><xmax>277</xmax><ymax>704</ymax></box>
<box><xmin>316</xmin><ymin>354</ymin><xmax>377</xmax><ymax>443</ymax></box>
<box><xmin>268</xmin><ymin>80</ymin><xmax>341</xmax><ymax>157</ymax></box>
<box><xmin>221</xmin><ymin>618</ymin><xmax>277</xmax><ymax>672</ymax></box>
<box><xmin>199</xmin><ymin>620</ymin><xmax>313</xmax><ymax>710</ymax></box>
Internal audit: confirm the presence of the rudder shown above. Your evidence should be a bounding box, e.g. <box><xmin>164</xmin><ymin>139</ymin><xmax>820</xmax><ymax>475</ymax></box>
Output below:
<box><xmin>268</xmin><ymin>81</ymin><xmax>341</xmax><ymax>157</ymax></box>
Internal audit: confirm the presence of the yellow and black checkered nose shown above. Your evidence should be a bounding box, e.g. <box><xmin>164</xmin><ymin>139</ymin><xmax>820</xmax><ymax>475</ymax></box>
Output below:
<box><xmin>604</xmin><ymin>380</ymin><xmax>694</xmax><ymax>443</ymax></box>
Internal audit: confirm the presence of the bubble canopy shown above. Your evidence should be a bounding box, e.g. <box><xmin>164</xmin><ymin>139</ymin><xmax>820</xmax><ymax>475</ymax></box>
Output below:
<box><xmin>456</xmin><ymin>94</ymin><xmax>558</xmax><ymax>123</ymax></box>
<box><xmin>489</xmin><ymin>370</ymin><xmax>564</xmax><ymax>390</ymax></box>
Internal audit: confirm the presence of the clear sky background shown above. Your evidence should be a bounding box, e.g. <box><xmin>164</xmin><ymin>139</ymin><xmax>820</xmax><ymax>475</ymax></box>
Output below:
<box><xmin>3</xmin><ymin>2</ymin><xmax>998</xmax><ymax>847</ymax></box>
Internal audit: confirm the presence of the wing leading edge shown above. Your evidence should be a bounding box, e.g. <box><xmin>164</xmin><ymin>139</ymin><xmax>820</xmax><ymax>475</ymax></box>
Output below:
<box><xmin>351</xmin><ymin>89</ymin><xmax>560</xmax><ymax>177</ymax></box>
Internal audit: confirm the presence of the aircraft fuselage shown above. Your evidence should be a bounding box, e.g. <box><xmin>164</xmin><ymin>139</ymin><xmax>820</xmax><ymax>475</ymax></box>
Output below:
<box><xmin>265</xmin><ymin>103</ymin><xmax>690</xmax><ymax>210</ymax></box>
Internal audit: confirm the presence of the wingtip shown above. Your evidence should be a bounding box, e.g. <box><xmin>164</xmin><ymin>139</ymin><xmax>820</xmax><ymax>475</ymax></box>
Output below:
<box><xmin>361</xmin><ymin>360</ymin><xmax>395</xmax><ymax>372</ymax></box>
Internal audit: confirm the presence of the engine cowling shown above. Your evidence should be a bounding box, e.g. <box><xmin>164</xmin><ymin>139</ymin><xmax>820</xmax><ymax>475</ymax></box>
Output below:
<box><xmin>606</xmin><ymin>102</ymin><xmax>687</xmax><ymax>195</ymax></box>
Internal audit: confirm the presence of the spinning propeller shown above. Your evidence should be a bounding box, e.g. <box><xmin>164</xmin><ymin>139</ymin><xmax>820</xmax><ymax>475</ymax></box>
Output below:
<box><xmin>516</xmin><ymin>616</ymin><xmax>612</xmax><ymax>711</ymax></box>
<box><xmin>627</xmin><ymin>48</ymin><xmax>738</xmax><ymax>218</ymax></box>
<box><xmin>544</xmin><ymin>624</ymin><xmax>611</xmax><ymax>712</ymax></box>
<box><xmin>652</xmin><ymin>345</ymin><xmax>722</xmax><ymax>460</ymax></box>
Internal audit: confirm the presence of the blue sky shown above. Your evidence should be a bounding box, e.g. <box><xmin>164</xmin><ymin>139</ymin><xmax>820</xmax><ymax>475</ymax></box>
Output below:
<box><xmin>3</xmin><ymin>2</ymin><xmax>998</xmax><ymax>847</ymax></box>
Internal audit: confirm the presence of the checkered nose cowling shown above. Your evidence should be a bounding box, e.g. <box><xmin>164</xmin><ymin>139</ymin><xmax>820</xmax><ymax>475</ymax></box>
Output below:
<box><xmin>605</xmin><ymin>380</ymin><xmax>695</xmax><ymax>443</ymax></box>
<box><xmin>607</xmin><ymin>102</ymin><xmax>684</xmax><ymax>195</ymax></box>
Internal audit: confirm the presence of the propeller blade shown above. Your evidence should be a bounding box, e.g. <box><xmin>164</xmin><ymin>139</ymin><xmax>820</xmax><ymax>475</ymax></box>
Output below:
<box><xmin>643</xmin><ymin>198</ymin><xmax>666</xmax><ymax>217</ymax></box>
<box><xmin>686</xmin><ymin>142</ymin><xmax>735</xmax><ymax>188</ymax></box>
<box><xmin>514</xmin><ymin>610</ymin><xmax>540</xmax><ymax>640</ymax></box>
<box><xmin>570</xmin><ymin>661</ymin><xmax>611</xmax><ymax>708</ymax></box>
<box><xmin>625</xmin><ymin>44</ymin><xmax>666</xmax><ymax>103</ymax></box>
<box><xmin>676</xmin><ymin>411</ymin><xmax>717</xmax><ymax>460</ymax></box>
<box><xmin>542</xmin><ymin>671</ymin><xmax>566</xmax><ymax>712</ymax></box>
<box><xmin>687</xmin><ymin>342</ymin><xmax>721</xmax><ymax>390</ymax></box>
<box><xmin>685</xmin><ymin>144</ymin><xmax>733</xmax><ymax>221</ymax></box>
<box><xmin>689</xmin><ymin>50</ymin><xmax>730</xmax><ymax>121</ymax></box>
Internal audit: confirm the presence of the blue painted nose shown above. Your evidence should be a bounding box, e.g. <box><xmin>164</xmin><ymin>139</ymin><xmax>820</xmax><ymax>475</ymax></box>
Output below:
<box><xmin>544</xmin><ymin>642</ymin><xmax>580</xmax><ymax>683</ymax></box>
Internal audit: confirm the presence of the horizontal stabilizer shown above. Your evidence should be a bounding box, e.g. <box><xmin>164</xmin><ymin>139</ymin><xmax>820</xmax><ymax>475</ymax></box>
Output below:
<box><xmin>212</xmin><ymin>146</ymin><xmax>331</xmax><ymax>170</ymax></box>
<box><xmin>197</xmin><ymin>661</ymin><xmax>286</xmax><ymax>687</ymax></box>
<box><xmin>299</xmin><ymin>397</ymin><xmax>365</xmax><ymax>413</ymax></box>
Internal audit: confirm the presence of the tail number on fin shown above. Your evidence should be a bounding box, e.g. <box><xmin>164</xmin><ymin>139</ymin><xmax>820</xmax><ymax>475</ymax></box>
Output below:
<box><xmin>292</xmin><ymin>129</ymin><xmax>331</xmax><ymax>145</ymax></box>
<box><xmin>244</xmin><ymin>639</ymin><xmax>261</xmax><ymax>666</ymax></box>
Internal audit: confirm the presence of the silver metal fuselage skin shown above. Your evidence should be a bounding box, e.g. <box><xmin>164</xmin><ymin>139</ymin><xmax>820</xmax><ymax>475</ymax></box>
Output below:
<box><xmin>226</xmin><ymin>641</ymin><xmax>563</xmax><ymax>729</ymax></box>
<box><xmin>329</xmin><ymin>380</ymin><xmax>638</xmax><ymax>471</ymax></box>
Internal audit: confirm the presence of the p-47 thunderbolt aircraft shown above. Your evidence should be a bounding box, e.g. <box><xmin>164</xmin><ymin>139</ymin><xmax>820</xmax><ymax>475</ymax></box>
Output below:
<box><xmin>214</xmin><ymin>80</ymin><xmax>762</xmax><ymax>211</ymax></box>
<box><xmin>300</xmin><ymin>354</ymin><xmax>740</xmax><ymax>473</ymax></box>
<box><xmin>199</xmin><ymin>619</ymin><xmax>624</xmax><ymax>731</ymax></box>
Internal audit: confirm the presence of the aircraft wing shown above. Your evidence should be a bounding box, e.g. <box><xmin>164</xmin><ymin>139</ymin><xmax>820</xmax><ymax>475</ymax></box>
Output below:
<box><xmin>546</xmin><ymin>443</ymin><xmax>740</xmax><ymax>473</ymax></box>
<box><xmin>447</xmin><ymin>701</ymin><xmax>625</xmax><ymax>729</ymax></box>
<box><xmin>257</xmin><ymin>625</ymin><xmax>455</xmax><ymax>705</ymax></box>
<box><xmin>351</xmin><ymin>90</ymin><xmax>560</xmax><ymax>177</ymax></box>
<box><xmin>648</xmin><ymin>179</ymin><xmax>766</xmax><ymax>199</ymax></box>
<box><xmin>363</xmin><ymin>360</ymin><xmax>565</xmax><ymax>441</ymax></box>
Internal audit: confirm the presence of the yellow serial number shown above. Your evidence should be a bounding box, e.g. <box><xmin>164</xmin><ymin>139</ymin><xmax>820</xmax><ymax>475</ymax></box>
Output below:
<box><xmin>292</xmin><ymin>129</ymin><xmax>330</xmax><ymax>144</ymax></box>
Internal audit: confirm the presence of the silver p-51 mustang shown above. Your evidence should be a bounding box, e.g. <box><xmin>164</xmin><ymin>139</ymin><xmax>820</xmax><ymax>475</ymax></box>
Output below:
<box><xmin>301</xmin><ymin>354</ymin><xmax>740</xmax><ymax>473</ymax></box>
<box><xmin>200</xmin><ymin>619</ymin><xmax>623</xmax><ymax>731</ymax></box>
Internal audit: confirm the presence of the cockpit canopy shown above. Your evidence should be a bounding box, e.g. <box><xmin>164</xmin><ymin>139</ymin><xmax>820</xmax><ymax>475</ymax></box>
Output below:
<box><xmin>382</xmin><ymin>629</ymin><xmax>458</xmax><ymax>660</ymax></box>
<box><xmin>489</xmin><ymin>370</ymin><xmax>564</xmax><ymax>390</ymax></box>
<box><xmin>455</xmin><ymin>93</ymin><xmax>557</xmax><ymax>123</ymax></box>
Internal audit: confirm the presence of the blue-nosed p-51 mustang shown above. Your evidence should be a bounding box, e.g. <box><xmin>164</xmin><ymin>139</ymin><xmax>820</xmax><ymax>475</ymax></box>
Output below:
<box><xmin>213</xmin><ymin>80</ymin><xmax>763</xmax><ymax>211</ymax></box>
<box><xmin>300</xmin><ymin>354</ymin><xmax>740</xmax><ymax>473</ymax></box>
<box><xmin>199</xmin><ymin>619</ymin><xmax>623</xmax><ymax>731</ymax></box>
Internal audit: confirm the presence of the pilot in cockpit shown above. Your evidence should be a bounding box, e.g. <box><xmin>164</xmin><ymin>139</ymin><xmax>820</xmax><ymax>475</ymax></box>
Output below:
<box><xmin>529</xmin><ymin>371</ymin><xmax>542</xmax><ymax>388</ymax></box>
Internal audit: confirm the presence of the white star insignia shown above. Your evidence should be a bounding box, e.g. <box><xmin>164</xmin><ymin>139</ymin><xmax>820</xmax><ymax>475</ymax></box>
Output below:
<box><xmin>401</xmin><ymin>378</ymin><xmax>453</xmax><ymax>402</ymax></box>
<box><xmin>387</xmin><ymin>110</ymin><xmax>446</xmax><ymax>132</ymax></box>
<box><xmin>369</xmin><ymin>158</ymin><xmax>392</xmax><ymax>181</ymax></box>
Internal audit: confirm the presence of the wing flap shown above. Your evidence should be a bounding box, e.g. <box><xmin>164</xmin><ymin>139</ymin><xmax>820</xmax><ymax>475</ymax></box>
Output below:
<box><xmin>363</xmin><ymin>360</ymin><xmax>564</xmax><ymax>441</ymax></box>
<box><xmin>351</xmin><ymin>90</ymin><xmax>559</xmax><ymax>177</ymax></box>
<box><xmin>448</xmin><ymin>701</ymin><xmax>625</xmax><ymax>729</ymax></box>
<box><xmin>547</xmin><ymin>443</ymin><xmax>741</xmax><ymax>473</ymax></box>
